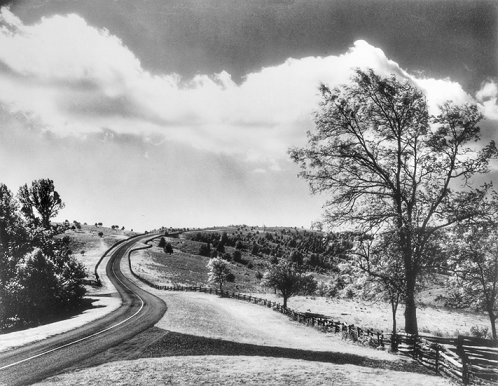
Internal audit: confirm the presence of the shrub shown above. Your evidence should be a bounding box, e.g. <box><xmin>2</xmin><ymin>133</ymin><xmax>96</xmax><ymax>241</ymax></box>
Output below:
<box><xmin>470</xmin><ymin>325</ymin><xmax>490</xmax><ymax>339</ymax></box>
<box><xmin>158</xmin><ymin>237</ymin><xmax>166</xmax><ymax>248</ymax></box>
<box><xmin>226</xmin><ymin>273</ymin><xmax>235</xmax><ymax>282</ymax></box>
<box><xmin>98</xmin><ymin>232</ymin><xmax>103</xmax><ymax>237</ymax></box>
<box><xmin>255</xmin><ymin>271</ymin><xmax>263</xmax><ymax>280</ymax></box>
<box><xmin>233</xmin><ymin>250</ymin><xmax>242</xmax><ymax>262</ymax></box>
<box><xmin>164</xmin><ymin>243</ymin><xmax>174</xmax><ymax>254</ymax></box>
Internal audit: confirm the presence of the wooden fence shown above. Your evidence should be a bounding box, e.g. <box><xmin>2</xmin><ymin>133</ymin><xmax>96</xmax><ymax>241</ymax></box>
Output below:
<box><xmin>126</xmin><ymin>240</ymin><xmax>498</xmax><ymax>385</ymax></box>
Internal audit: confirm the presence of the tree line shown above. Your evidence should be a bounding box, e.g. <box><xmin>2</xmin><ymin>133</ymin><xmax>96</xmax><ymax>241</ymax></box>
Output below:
<box><xmin>0</xmin><ymin>179</ymin><xmax>87</xmax><ymax>330</ymax></box>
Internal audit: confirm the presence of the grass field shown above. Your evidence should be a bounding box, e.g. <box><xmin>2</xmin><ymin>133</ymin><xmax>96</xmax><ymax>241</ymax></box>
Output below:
<box><xmin>131</xmin><ymin>235</ymin><xmax>491</xmax><ymax>339</ymax></box>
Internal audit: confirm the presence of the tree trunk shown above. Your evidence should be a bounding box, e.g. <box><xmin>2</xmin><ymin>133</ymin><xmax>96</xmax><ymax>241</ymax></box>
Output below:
<box><xmin>283</xmin><ymin>295</ymin><xmax>288</xmax><ymax>308</ymax></box>
<box><xmin>391</xmin><ymin>295</ymin><xmax>398</xmax><ymax>334</ymax></box>
<box><xmin>487</xmin><ymin>308</ymin><xmax>496</xmax><ymax>339</ymax></box>
<box><xmin>404</xmin><ymin>272</ymin><xmax>418</xmax><ymax>334</ymax></box>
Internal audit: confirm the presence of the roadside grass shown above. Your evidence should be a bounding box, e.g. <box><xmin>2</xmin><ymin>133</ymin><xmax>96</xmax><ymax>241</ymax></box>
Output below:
<box><xmin>34</xmin><ymin>356</ymin><xmax>455</xmax><ymax>386</ymax></box>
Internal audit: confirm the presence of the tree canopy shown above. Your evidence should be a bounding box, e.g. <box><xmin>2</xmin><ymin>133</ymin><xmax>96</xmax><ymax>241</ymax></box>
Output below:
<box><xmin>261</xmin><ymin>260</ymin><xmax>317</xmax><ymax>308</ymax></box>
<box><xmin>0</xmin><ymin>180</ymin><xmax>86</xmax><ymax>330</ymax></box>
<box><xmin>18</xmin><ymin>179</ymin><xmax>65</xmax><ymax>229</ymax></box>
<box><xmin>289</xmin><ymin>69</ymin><xmax>497</xmax><ymax>334</ymax></box>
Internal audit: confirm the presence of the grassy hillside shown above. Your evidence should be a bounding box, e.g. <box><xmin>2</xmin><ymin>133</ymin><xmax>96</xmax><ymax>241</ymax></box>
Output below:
<box><xmin>131</xmin><ymin>226</ymin><xmax>491</xmax><ymax>338</ymax></box>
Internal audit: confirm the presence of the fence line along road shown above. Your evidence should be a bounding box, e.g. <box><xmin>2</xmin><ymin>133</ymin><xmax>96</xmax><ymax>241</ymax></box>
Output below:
<box><xmin>129</xmin><ymin>240</ymin><xmax>498</xmax><ymax>386</ymax></box>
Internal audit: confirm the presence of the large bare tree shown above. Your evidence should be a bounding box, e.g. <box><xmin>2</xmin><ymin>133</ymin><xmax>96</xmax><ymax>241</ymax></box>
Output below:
<box><xmin>289</xmin><ymin>69</ymin><xmax>497</xmax><ymax>334</ymax></box>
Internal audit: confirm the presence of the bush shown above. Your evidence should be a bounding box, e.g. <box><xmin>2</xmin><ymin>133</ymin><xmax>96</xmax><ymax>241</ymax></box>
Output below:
<box><xmin>98</xmin><ymin>232</ymin><xmax>103</xmax><ymax>237</ymax></box>
<box><xmin>158</xmin><ymin>237</ymin><xmax>166</xmax><ymax>248</ymax></box>
<box><xmin>164</xmin><ymin>243</ymin><xmax>174</xmax><ymax>254</ymax></box>
<box><xmin>226</xmin><ymin>273</ymin><xmax>235</xmax><ymax>282</ymax></box>
<box><xmin>255</xmin><ymin>271</ymin><xmax>263</xmax><ymax>280</ymax></box>
<box><xmin>232</xmin><ymin>250</ymin><xmax>242</xmax><ymax>262</ymax></box>
<box><xmin>470</xmin><ymin>325</ymin><xmax>491</xmax><ymax>339</ymax></box>
<box><xmin>198</xmin><ymin>243</ymin><xmax>211</xmax><ymax>257</ymax></box>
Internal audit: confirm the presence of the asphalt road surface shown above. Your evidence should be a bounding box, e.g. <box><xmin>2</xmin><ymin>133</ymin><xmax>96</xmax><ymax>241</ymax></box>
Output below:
<box><xmin>0</xmin><ymin>233</ymin><xmax>167</xmax><ymax>386</ymax></box>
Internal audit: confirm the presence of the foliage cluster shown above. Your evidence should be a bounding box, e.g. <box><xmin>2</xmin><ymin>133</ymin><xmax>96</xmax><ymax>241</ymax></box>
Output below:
<box><xmin>0</xmin><ymin>180</ymin><xmax>87</xmax><ymax>330</ymax></box>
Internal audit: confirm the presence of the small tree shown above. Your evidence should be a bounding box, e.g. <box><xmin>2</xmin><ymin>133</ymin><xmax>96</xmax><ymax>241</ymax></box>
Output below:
<box><xmin>158</xmin><ymin>237</ymin><xmax>166</xmax><ymax>248</ymax></box>
<box><xmin>448</xmin><ymin>219</ymin><xmax>498</xmax><ymax>339</ymax></box>
<box><xmin>261</xmin><ymin>261</ymin><xmax>317</xmax><ymax>308</ymax></box>
<box><xmin>199</xmin><ymin>242</ymin><xmax>211</xmax><ymax>257</ymax></box>
<box><xmin>207</xmin><ymin>257</ymin><xmax>232</xmax><ymax>295</ymax></box>
<box><xmin>232</xmin><ymin>249</ymin><xmax>242</xmax><ymax>262</ymax></box>
<box><xmin>164</xmin><ymin>243</ymin><xmax>174</xmax><ymax>254</ymax></box>
<box><xmin>289</xmin><ymin>249</ymin><xmax>304</xmax><ymax>265</ymax></box>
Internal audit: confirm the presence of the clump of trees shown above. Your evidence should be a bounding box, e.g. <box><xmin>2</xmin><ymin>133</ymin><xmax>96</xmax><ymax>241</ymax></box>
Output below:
<box><xmin>0</xmin><ymin>179</ymin><xmax>87</xmax><ymax>330</ymax></box>
<box><xmin>289</xmin><ymin>69</ymin><xmax>497</xmax><ymax>334</ymax></box>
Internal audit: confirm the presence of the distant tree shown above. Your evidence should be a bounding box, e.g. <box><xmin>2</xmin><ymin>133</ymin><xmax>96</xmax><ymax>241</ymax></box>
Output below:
<box><xmin>289</xmin><ymin>249</ymin><xmax>304</xmax><ymax>265</ymax></box>
<box><xmin>98</xmin><ymin>232</ymin><xmax>103</xmax><ymax>237</ymax></box>
<box><xmin>165</xmin><ymin>243</ymin><xmax>174</xmax><ymax>255</ymax></box>
<box><xmin>199</xmin><ymin>242</ymin><xmax>211</xmax><ymax>257</ymax></box>
<box><xmin>235</xmin><ymin>240</ymin><xmax>244</xmax><ymax>250</ymax></box>
<box><xmin>251</xmin><ymin>243</ymin><xmax>259</xmax><ymax>255</ymax></box>
<box><xmin>158</xmin><ymin>237</ymin><xmax>166</xmax><ymax>248</ymax></box>
<box><xmin>289</xmin><ymin>68</ymin><xmax>497</xmax><ymax>334</ymax></box>
<box><xmin>17</xmin><ymin>179</ymin><xmax>65</xmax><ymax>229</ymax></box>
<box><xmin>232</xmin><ymin>249</ymin><xmax>242</xmax><ymax>262</ymax></box>
<box><xmin>261</xmin><ymin>261</ymin><xmax>317</xmax><ymax>308</ymax></box>
<box><xmin>217</xmin><ymin>242</ymin><xmax>225</xmax><ymax>254</ymax></box>
<box><xmin>207</xmin><ymin>257</ymin><xmax>232</xmax><ymax>295</ymax></box>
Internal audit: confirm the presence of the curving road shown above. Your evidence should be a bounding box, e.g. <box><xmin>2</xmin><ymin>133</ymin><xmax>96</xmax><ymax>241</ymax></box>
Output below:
<box><xmin>0</xmin><ymin>233</ymin><xmax>167</xmax><ymax>386</ymax></box>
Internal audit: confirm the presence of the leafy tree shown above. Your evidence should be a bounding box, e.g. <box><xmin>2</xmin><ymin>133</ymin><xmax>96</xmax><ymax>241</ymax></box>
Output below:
<box><xmin>289</xmin><ymin>69</ymin><xmax>497</xmax><ymax>334</ymax></box>
<box><xmin>261</xmin><ymin>260</ymin><xmax>317</xmax><ymax>308</ymax></box>
<box><xmin>164</xmin><ymin>243</ymin><xmax>174</xmax><ymax>254</ymax></box>
<box><xmin>354</xmin><ymin>233</ymin><xmax>406</xmax><ymax>334</ymax></box>
<box><xmin>289</xmin><ymin>249</ymin><xmax>304</xmax><ymax>265</ymax></box>
<box><xmin>217</xmin><ymin>242</ymin><xmax>225</xmax><ymax>254</ymax></box>
<box><xmin>207</xmin><ymin>257</ymin><xmax>232</xmax><ymax>295</ymax></box>
<box><xmin>17</xmin><ymin>179</ymin><xmax>65</xmax><ymax>229</ymax></box>
<box><xmin>447</xmin><ymin>219</ymin><xmax>498</xmax><ymax>339</ymax></box>
<box><xmin>0</xmin><ymin>182</ymin><xmax>87</xmax><ymax>329</ymax></box>
<box><xmin>232</xmin><ymin>249</ymin><xmax>242</xmax><ymax>262</ymax></box>
<box><xmin>198</xmin><ymin>242</ymin><xmax>211</xmax><ymax>257</ymax></box>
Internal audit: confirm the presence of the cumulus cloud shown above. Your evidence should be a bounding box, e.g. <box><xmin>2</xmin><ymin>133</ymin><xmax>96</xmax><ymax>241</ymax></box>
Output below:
<box><xmin>476</xmin><ymin>80</ymin><xmax>498</xmax><ymax>120</ymax></box>
<box><xmin>0</xmin><ymin>7</ymin><xmax>493</xmax><ymax>167</ymax></box>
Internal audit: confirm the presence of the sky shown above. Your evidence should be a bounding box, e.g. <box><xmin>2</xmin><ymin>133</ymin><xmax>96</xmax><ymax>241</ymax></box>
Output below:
<box><xmin>0</xmin><ymin>0</ymin><xmax>497</xmax><ymax>232</ymax></box>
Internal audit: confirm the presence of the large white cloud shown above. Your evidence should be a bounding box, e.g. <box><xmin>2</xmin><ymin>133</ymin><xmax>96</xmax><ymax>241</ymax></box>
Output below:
<box><xmin>0</xmin><ymin>7</ymin><xmax>494</xmax><ymax>167</ymax></box>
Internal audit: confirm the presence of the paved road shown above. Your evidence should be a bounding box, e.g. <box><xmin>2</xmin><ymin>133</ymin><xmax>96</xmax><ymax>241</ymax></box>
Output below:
<box><xmin>0</xmin><ymin>234</ymin><xmax>167</xmax><ymax>386</ymax></box>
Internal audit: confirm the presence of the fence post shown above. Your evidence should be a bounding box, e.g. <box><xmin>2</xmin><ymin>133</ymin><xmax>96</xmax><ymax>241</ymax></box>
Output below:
<box><xmin>434</xmin><ymin>344</ymin><xmax>440</xmax><ymax>374</ymax></box>
<box><xmin>457</xmin><ymin>336</ymin><xmax>470</xmax><ymax>385</ymax></box>
<box><xmin>391</xmin><ymin>333</ymin><xmax>398</xmax><ymax>352</ymax></box>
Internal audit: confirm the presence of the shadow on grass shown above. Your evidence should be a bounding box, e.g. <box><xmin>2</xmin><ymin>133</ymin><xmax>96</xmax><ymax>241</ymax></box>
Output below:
<box><xmin>139</xmin><ymin>328</ymin><xmax>429</xmax><ymax>374</ymax></box>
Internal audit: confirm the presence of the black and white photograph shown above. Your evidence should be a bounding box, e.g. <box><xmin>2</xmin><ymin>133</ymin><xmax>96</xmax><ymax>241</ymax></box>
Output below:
<box><xmin>0</xmin><ymin>0</ymin><xmax>497</xmax><ymax>384</ymax></box>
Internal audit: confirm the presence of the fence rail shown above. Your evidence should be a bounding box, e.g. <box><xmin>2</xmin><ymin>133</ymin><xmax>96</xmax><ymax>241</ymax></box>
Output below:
<box><xmin>126</xmin><ymin>245</ymin><xmax>498</xmax><ymax>385</ymax></box>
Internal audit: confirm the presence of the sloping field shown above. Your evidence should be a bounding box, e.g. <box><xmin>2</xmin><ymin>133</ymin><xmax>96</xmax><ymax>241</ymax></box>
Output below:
<box><xmin>33</xmin><ymin>255</ymin><xmax>455</xmax><ymax>386</ymax></box>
